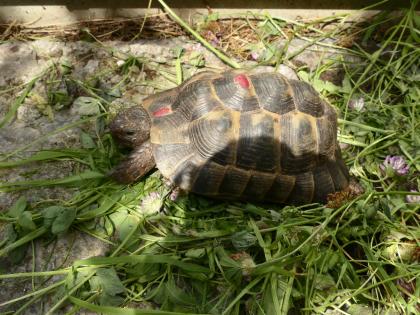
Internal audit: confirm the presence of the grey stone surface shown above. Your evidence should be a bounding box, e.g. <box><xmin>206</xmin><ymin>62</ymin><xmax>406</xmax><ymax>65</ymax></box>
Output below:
<box><xmin>31</xmin><ymin>39</ymin><xmax>64</xmax><ymax>59</ymax></box>
<box><xmin>0</xmin><ymin>42</ymin><xmax>45</xmax><ymax>86</ymax></box>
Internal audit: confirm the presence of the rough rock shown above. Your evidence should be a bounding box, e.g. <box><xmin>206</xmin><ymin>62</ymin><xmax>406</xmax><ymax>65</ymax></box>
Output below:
<box><xmin>31</xmin><ymin>39</ymin><xmax>64</xmax><ymax>58</ymax></box>
<box><xmin>0</xmin><ymin>41</ymin><xmax>49</xmax><ymax>86</ymax></box>
<box><xmin>0</xmin><ymin>230</ymin><xmax>109</xmax><ymax>314</ymax></box>
<box><xmin>250</xmin><ymin>64</ymin><xmax>299</xmax><ymax>81</ymax></box>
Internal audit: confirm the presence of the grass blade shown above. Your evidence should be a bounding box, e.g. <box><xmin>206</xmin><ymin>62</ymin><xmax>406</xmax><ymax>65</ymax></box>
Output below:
<box><xmin>0</xmin><ymin>77</ymin><xmax>38</xmax><ymax>129</ymax></box>
<box><xmin>157</xmin><ymin>0</ymin><xmax>241</xmax><ymax>69</ymax></box>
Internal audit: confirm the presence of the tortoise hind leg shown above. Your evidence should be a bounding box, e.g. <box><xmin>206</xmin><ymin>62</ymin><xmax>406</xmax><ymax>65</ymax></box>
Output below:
<box><xmin>110</xmin><ymin>141</ymin><xmax>156</xmax><ymax>184</ymax></box>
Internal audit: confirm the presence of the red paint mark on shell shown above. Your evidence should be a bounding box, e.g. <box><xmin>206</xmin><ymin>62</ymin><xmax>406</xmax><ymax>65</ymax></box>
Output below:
<box><xmin>234</xmin><ymin>74</ymin><xmax>250</xmax><ymax>89</ymax></box>
<box><xmin>152</xmin><ymin>107</ymin><xmax>172</xmax><ymax>117</ymax></box>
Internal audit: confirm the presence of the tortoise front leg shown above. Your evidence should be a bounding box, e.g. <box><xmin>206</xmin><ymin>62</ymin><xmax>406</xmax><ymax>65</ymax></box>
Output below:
<box><xmin>110</xmin><ymin>140</ymin><xmax>156</xmax><ymax>184</ymax></box>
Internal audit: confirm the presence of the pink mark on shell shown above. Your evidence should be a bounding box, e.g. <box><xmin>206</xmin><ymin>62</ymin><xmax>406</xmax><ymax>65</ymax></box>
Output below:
<box><xmin>234</xmin><ymin>74</ymin><xmax>250</xmax><ymax>89</ymax></box>
<box><xmin>152</xmin><ymin>107</ymin><xmax>172</xmax><ymax>117</ymax></box>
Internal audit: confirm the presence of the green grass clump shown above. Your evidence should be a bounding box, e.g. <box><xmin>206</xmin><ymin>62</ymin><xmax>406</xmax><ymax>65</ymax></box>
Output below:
<box><xmin>1</xmin><ymin>1</ymin><xmax>419</xmax><ymax>314</ymax></box>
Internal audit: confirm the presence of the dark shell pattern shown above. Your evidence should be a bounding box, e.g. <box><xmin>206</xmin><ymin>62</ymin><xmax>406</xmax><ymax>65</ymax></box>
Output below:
<box><xmin>143</xmin><ymin>71</ymin><xmax>349</xmax><ymax>204</ymax></box>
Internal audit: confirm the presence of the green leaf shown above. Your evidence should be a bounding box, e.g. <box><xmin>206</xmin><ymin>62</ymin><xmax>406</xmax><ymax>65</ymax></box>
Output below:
<box><xmin>347</xmin><ymin>304</ymin><xmax>374</xmax><ymax>315</ymax></box>
<box><xmin>379</xmin><ymin>199</ymin><xmax>392</xmax><ymax>220</ymax></box>
<box><xmin>314</xmin><ymin>273</ymin><xmax>336</xmax><ymax>291</ymax></box>
<box><xmin>342</xmin><ymin>75</ymin><xmax>352</xmax><ymax>94</ymax></box>
<box><xmin>166</xmin><ymin>277</ymin><xmax>196</xmax><ymax>306</ymax></box>
<box><xmin>298</xmin><ymin>70</ymin><xmax>310</xmax><ymax>82</ymax></box>
<box><xmin>312</xmin><ymin>78</ymin><xmax>340</xmax><ymax>93</ymax></box>
<box><xmin>42</xmin><ymin>206</ymin><xmax>77</xmax><ymax>234</ymax></box>
<box><xmin>99</xmin><ymin>293</ymin><xmax>124</xmax><ymax>306</ymax></box>
<box><xmin>231</xmin><ymin>231</ymin><xmax>257</xmax><ymax>250</ymax></box>
<box><xmin>185</xmin><ymin>248</ymin><xmax>206</xmax><ymax>259</ymax></box>
<box><xmin>188</xmin><ymin>51</ymin><xmax>205</xmax><ymax>67</ymax></box>
<box><xmin>325</xmin><ymin>250</ymin><xmax>340</xmax><ymax>270</ymax></box>
<box><xmin>205</xmin><ymin>12</ymin><xmax>219</xmax><ymax>22</ymax></box>
<box><xmin>90</xmin><ymin>268</ymin><xmax>125</xmax><ymax>297</ymax></box>
<box><xmin>258</xmin><ymin>19</ymin><xmax>280</xmax><ymax>36</ymax></box>
<box><xmin>0</xmin><ymin>226</ymin><xmax>48</xmax><ymax>258</ymax></box>
<box><xmin>72</xmin><ymin>96</ymin><xmax>101</xmax><ymax>116</ymax></box>
<box><xmin>70</xmin><ymin>296</ymin><xmax>204</xmax><ymax>314</ymax></box>
<box><xmin>106</xmin><ymin>88</ymin><xmax>122</xmax><ymax>98</ymax></box>
<box><xmin>65</xmin><ymin>268</ymin><xmax>92</xmax><ymax>288</ymax></box>
<box><xmin>7</xmin><ymin>196</ymin><xmax>27</xmax><ymax>217</ymax></box>
<box><xmin>173</xmin><ymin>47</ymin><xmax>184</xmax><ymax>84</ymax></box>
<box><xmin>80</xmin><ymin>132</ymin><xmax>96</xmax><ymax>149</ymax></box>
<box><xmin>17</xmin><ymin>211</ymin><xmax>36</xmax><ymax>231</ymax></box>
<box><xmin>3</xmin><ymin>224</ymin><xmax>17</xmax><ymax>244</ymax></box>
<box><xmin>43</xmin><ymin>206</ymin><xmax>64</xmax><ymax>227</ymax></box>
<box><xmin>74</xmin><ymin>255</ymin><xmax>210</xmax><ymax>274</ymax></box>
<box><xmin>409</xmin><ymin>10</ymin><xmax>420</xmax><ymax>43</ymax></box>
<box><xmin>60</xmin><ymin>59</ymin><xmax>73</xmax><ymax>75</ymax></box>
<box><xmin>78</xmin><ymin>191</ymin><xmax>124</xmax><ymax>221</ymax></box>
<box><xmin>104</xmin><ymin>217</ymin><xmax>114</xmax><ymax>236</ymax></box>
<box><xmin>108</xmin><ymin>210</ymin><xmax>139</xmax><ymax>241</ymax></box>
<box><xmin>261</xmin><ymin>43</ymin><xmax>276</xmax><ymax>63</ymax></box>
<box><xmin>8</xmin><ymin>243</ymin><xmax>28</xmax><ymax>264</ymax></box>
<box><xmin>50</xmin><ymin>90</ymin><xmax>71</xmax><ymax>108</ymax></box>
<box><xmin>52</xmin><ymin>208</ymin><xmax>76</xmax><ymax>234</ymax></box>
<box><xmin>129</xmin><ymin>262</ymin><xmax>162</xmax><ymax>283</ymax></box>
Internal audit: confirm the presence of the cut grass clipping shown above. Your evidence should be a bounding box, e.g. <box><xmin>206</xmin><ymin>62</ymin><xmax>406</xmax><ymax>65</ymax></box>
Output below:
<box><xmin>1</xmin><ymin>1</ymin><xmax>420</xmax><ymax>314</ymax></box>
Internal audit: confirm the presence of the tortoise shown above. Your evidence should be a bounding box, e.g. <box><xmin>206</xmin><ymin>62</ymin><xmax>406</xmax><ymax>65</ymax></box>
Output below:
<box><xmin>109</xmin><ymin>70</ymin><xmax>349</xmax><ymax>204</ymax></box>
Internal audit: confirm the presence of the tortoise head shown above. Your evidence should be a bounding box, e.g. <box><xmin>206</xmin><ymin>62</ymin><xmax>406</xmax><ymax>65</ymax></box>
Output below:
<box><xmin>109</xmin><ymin>106</ymin><xmax>151</xmax><ymax>148</ymax></box>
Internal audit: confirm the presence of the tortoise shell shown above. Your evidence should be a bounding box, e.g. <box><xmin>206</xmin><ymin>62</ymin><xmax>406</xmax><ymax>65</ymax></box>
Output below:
<box><xmin>142</xmin><ymin>70</ymin><xmax>349</xmax><ymax>204</ymax></box>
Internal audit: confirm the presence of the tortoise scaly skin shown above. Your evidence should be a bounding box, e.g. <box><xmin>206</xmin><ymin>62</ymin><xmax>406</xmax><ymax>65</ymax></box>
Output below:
<box><xmin>110</xmin><ymin>70</ymin><xmax>349</xmax><ymax>204</ymax></box>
